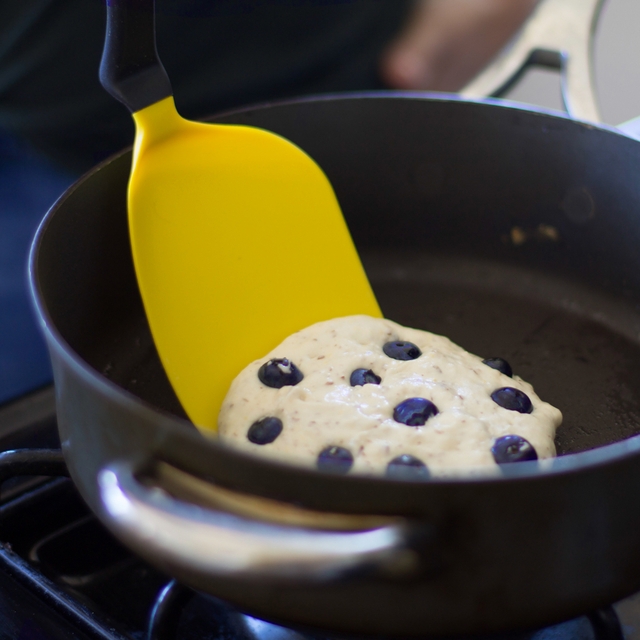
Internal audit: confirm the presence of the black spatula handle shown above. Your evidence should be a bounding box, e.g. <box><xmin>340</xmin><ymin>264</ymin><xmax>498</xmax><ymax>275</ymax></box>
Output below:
<box><xmin>99</xmin><ymin>0</ymin><xmax>173</xmax><ymax>113</ymax></box>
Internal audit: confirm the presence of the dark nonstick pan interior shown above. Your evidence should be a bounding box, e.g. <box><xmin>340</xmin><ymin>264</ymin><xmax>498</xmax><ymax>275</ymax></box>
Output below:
<box><xmin>47</xmin><ymin>95</ymin><xmax>640</xmax><ymax>462</ymax></box>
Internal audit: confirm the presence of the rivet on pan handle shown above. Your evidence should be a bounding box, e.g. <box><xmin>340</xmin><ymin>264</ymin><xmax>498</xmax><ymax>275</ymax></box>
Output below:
<box><xmin>461</xmin><ymin>0</ymin><xmax>604</xmax><ymax>123</ymax></box>
<box><xmin>98</xmin><ymin>461</ymin><xmax>422</xmax><ymax>582</ymax></box>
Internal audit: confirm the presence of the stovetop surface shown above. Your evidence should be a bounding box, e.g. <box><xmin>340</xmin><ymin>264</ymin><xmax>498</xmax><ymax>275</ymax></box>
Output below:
<box><xmin>0</xmin><ymin>387</ymin><xmax>639</xmax><ymax>640</ymax></box>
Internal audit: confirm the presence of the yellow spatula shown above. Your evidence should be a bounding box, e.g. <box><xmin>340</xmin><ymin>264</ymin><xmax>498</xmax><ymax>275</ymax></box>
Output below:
<box><xmin>99</xmin><ymin>0</ymin><xmax>381</xmax><ymax>431</ymax></box>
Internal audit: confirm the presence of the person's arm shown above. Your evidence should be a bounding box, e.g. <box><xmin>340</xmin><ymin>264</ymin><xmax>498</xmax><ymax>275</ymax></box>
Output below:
<box><xmin>381</xmin><ymin>0</ymin><xmax>539</xmax><ymax>91</ymax></box>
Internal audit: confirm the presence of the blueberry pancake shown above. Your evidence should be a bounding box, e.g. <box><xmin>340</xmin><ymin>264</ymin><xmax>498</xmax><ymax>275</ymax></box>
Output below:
<box><xmin>217</xmin><ymin>316</ymin><xmax>562</xmax><ymax>478</ymax></box>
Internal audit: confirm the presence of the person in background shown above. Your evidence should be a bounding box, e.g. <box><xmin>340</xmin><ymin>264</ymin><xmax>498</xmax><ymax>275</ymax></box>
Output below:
<box><xmin>0</xmin><ymin>0</ymin><xmax>538</xmax><ymax>403</ymax></box>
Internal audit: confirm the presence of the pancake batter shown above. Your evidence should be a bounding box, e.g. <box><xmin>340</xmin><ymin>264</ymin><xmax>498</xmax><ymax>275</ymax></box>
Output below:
<box><xmin>218</xmin><ymin>316</ymin><xmax>562</xmax><ymax>477</ymax></box>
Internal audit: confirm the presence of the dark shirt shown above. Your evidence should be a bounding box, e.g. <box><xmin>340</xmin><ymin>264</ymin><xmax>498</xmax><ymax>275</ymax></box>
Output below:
<box><xmin>0</xmin><ymin>0</ymin><xmax>412</xmax><ymax>172</ymax></box>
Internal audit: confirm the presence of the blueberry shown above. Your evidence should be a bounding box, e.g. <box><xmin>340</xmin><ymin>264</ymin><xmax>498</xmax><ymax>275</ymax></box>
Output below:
<box><xmin>482</xmin><ymin>357</ymin><xmax>513</xmax><ymax>377</ymax></box>
<box><xmin>383</xmin><ymin>341</ymin><xmax>421</xmax><ymax>361</ymax></box>
<box><xmin>386</xmin><ymin>454</ymin><xmax>430</xmax><ymax>480</ymax></box>
<box><xmin>491</xmin><ymin>435</ymin><xmax>538</xmax><ymax>464</ymax></box>
<box><xmin>247</xmin><ymin>417</ymin><xmax>283</xmax><ymax>445</ymax></box>
<box><xmin>491</xmin><ymin>387</ymin><xmax>533</xmax><ymax>413</ymax></box>
<box><xmin>393</xmin><ymin>398</ymin><xmax>439</xmax><ymax>426</ymax></box>
<box><xmin>258</xmin><ymin>358</ymin><xmax>303</xmax><ymax>388</ymax></box>
<box><xmin>350</xmin><ymin>368</ymin><xmax>382</xmax><ymax>387</ymax></box>
<box><xmin>317</xmin><ymin>446</ymin><xmax>353</xmax><ymax>474</ymax></box>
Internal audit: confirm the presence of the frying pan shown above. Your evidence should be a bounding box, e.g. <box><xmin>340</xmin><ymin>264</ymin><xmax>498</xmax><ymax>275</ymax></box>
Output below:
<box><xmin>27</xmin><ymin>0</ymin><xmax>640</xmax><ymax>636</ymax></box>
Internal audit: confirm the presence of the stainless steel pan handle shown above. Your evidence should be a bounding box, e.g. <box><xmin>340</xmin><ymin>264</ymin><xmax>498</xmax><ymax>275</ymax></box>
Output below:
<box><xmin>461</xmin><ymin>0</ymin><xmax>604</xmax><ymax>122</ymax></box>
<box><xmin>98</xmin><ymin>461</ymin><xmax>419</xmax><ymax>582</ymax></box>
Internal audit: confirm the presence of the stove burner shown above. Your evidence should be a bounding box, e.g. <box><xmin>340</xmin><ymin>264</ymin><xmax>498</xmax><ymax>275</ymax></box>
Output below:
<box><xmin>148</xmin><ymin>580</ymin><xmax>193</xmax><ymax>640</ymax></box>
<box><xmin>146</xmin><ymin>580</ymin><xmax>625</xmax><ymax>640</ymax></box>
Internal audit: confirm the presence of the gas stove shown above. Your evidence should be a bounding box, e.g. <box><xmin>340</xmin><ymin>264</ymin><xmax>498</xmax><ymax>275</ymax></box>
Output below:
<box><xmin>0</xmin><ymin>387</ymin><xmax>637</xmax><ymax>640</ymax></box>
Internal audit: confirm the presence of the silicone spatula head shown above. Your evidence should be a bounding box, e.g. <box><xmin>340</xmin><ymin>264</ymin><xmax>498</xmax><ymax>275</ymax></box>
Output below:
<box><xmin>99</xmin><ymin>0</ymin><xmax>381</xmax><ymax>431</ymax></box>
